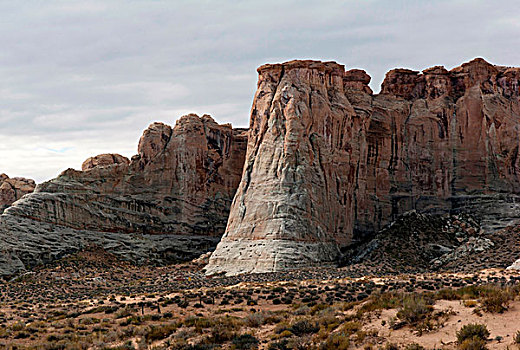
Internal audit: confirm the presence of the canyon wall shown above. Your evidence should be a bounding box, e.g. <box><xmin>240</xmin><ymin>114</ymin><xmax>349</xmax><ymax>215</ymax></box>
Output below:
<box><xmin>0</xmin><ymin>114</ymin><xmax>247</xmax><ymax>278</ymax></box>
<box><xmin>205</xmin><ymin>58</ymin><xmax>520</xmax><ymax>276</ymax></box>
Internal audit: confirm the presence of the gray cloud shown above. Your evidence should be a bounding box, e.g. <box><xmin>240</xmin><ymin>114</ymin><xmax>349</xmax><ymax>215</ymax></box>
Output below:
<box><xmin>1</xmin><ymin>0</ymin><xmax>519</xmax><ymax>182</ymax></box>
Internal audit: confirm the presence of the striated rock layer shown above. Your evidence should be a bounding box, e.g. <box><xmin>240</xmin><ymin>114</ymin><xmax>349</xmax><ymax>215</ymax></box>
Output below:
<box><xmin>0</xmin><ymin>174</ymin><xmax>35</xmax><ymax>213</ymax></box>
<box><xmin>0</xmin><ymin>114</ymin><xmax>247</xmax><ymax>278</ymax></box>
<box><xmin>205</xmin><ymin>58</ymin><xmax>520</xmax><ymax>276</ymax></box>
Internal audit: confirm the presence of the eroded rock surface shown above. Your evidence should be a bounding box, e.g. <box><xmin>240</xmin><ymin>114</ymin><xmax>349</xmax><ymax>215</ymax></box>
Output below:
<box><xmin>206</xmin><ymin>58</ymin><xmax>520</xmax><ymax>276</ymax></box>
<box><xmin>0</xmin><ymin>114</ymin><xmax>247</xmax><ymax>278</ymax></box>
<box><xmin>0</xmin><ymin>174</ymin><xmax>35</xmax><ymax>213</ymax></box>
<box><xmin>508</xmin><ymin>259</ymin><xmax>520</xmax><ymax>270</ymax></box>
<box><xmin>81</xmin><ymin>154</ymin><xmax>130</xmax><ymax>171</ymax></box>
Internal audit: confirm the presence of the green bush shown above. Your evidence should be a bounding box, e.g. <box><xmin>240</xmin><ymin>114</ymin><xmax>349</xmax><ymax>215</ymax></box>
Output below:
<box><xmin>456</xmin><ymin>324</ymin><xmax>490</xmax><ymax>344</ymax></box>
<box><xmin>436</xmin><ymin>285</ymin><xmax>513</xmax><ymax>314</ymax></box>
<box><xmin>405</xmin><ymin>344</ymin><xmax>425</xmax><ymax>350</ymax></box>
<box><xmin>357</xmin><ymin>292</ymin><xmax>401</xmax><ymax>315</ymax></box>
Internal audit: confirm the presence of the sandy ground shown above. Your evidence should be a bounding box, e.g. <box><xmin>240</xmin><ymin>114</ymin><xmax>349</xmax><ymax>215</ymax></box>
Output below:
<box><xmin>1</xmin><ymin>249</ymin><xmax>520</xmax><ymax>349</ymax></box>
<box><xmin>362</xmin><ymin>299</ymin><xmax>520</xmax><ymax>349</ymax></box>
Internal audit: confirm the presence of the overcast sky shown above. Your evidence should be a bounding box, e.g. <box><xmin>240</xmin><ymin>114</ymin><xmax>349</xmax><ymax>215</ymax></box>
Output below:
<box><xmin>1</xmin><ymin>0</ymin><xmax>519</xmax><ymax>182</ymax></box>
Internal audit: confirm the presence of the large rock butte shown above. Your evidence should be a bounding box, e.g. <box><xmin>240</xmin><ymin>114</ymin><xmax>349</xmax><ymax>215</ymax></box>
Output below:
<box><xmin>205</xmin><ymin>58</ymin><xmax>520</xmax><ymax>276</ymax></box>
<box><xmin>0</xmin><ymin>174</ymin><xmax>36</xmax><ymax>213</ymax></box>
<box><xmin>0</xmin><ymin>114</ymin><xmax>247</xmax><ymax>278</ymax></box>
<box><xmin>2</xmin><ymin>58</ymin><xmax>520</xmax><ymax>278</ymax></box>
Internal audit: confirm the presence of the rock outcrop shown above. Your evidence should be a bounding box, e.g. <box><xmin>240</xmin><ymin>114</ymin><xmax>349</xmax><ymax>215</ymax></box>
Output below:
<box><xmin>205</xmin><ymin>58</ymin><xmax>520</xmax><ymax>276</ymax></box>
<box><xmin>507</xmin><ymin>259</ymin><xmax>520</xmax><ymax>270</ymax></box>
<box><xmin>0</xmin><ymin>174</ymin><xmax>35</xmax><ymax>213</ymax></box>
<box><xmin>0</xmin><ymin>114</ymin><xmax>247</xmax><ymax>278</ymax></box>
<box><xmin>81</xmin><ymin>153</ymin><xmax>130</xmax><ymax>171</ymax></box>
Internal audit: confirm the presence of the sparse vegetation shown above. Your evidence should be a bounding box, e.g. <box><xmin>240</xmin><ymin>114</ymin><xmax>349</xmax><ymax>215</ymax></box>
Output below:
<box><xmin>396</xmin><ymin>295</ymin><xmax>433</xmax><ymax>325</ymax></box>
<box><xmin>289</xmin><ymin>319</ymin><xmax>319</xmax><ymax>336</ymax></box>
<box><xmin>0</xmin><ymin>248</ymin><xmax>519</xmax><ymax>349</ymax></box>
<box><xmin>320</xmin><ymin>332</ymin><xmax>350</xmax><ymax>350</ymax></box>
<box><xmin>514</xmin><ymin>330</ymin><xmax>520</xmax><ymax>347</ymax></box>
<box><xmin>231</xmin><ymin>334</ymin><xmax>259</xmax><ymax>350</ymax></box>
<box><xmin>458</xmin><ymin>337</ymin><xmax>488</xmax><ymax>350</ymax></box>
<box><xmin>456</xmin><ymin>323</ymin><xmax>490</xmax><ymax>344</ymax></box>
<box><xmin>480</xmin><ymin>287</ymin><xmax>513</xmax><ymax>313</ymax></box>
<box><xmin>143</xmin><ymin>322</ymin><xmax>179</xmax><ymax>342</ymax></box>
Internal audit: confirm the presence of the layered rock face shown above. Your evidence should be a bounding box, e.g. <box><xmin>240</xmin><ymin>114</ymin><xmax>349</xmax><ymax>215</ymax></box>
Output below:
<box><xmin>206</xmin><ymin>58</ymin><xmax>520</xmax><ymax>275</ymax></box>
<box><xmin>206</xmin><ymin>61</ymin><xmax>364</xmax><ymax>275</ymax></box>
<box><xmin>0</xmin><ymin>114</ymin><xmax>247</xmax><ymax>278</ymax></box>
<box><xmin>0</xmin><ymin>174</ymin><xmax>35</xmax><ymax>213</ymax></box>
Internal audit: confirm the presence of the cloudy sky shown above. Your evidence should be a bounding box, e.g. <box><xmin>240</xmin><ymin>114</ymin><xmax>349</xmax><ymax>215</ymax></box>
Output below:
<box><xmin>1</xmin><ymin>0</ymin><xmax>519</xmax><ymax>182</ymax></box>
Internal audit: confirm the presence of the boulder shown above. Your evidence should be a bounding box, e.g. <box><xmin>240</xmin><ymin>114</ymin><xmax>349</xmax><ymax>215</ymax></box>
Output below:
<box><xmin>81</xmin><ymin>154</ymin><xmax>130</xmax><ymax>171</ymax></box>
<box><xmin>0</xmin><ymin>174</ymin><xmax>35</xmax><ymax>213</ymax></box>
<box><xmin>507</xmin><ymin>259</ymin><xmax>520</xmax><ymax>270</ymax></box>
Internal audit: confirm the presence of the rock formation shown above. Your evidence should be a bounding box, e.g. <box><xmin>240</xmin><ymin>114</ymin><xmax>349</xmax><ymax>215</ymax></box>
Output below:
<box><xmin>507</xmin><ymin>259</ymin><xmax>520</xmax><ymax>270</ymax></box>
<box><xmin>205</xmin><ymin>58</ymin><xmax>520</xmax><ymax>276</ymax></box>
<box><xmin>81</xmin><ymin>153</ymin><xmax>130</xmax><ymax>171</ymax></box>
<box><xmin>2</xmin><ymin>58</ymin><xmax>519</xmax><ymax>279</ymax></box>
<box><xmin>0</xmin><ymin>114</ymin><xmax>247</xmax><ymax>278</ymax></box>
<box><xmin>0</xmin><ymin>174</ymin><xmax>35</xmax><ymax>213</ymax></box>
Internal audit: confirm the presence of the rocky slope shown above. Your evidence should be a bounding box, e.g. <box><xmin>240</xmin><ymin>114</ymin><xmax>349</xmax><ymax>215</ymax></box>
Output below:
<box><xmin>340</xmin><ymin>211</ymin><xmax>520</xmax><ymax>274</ymax></box>
<box><xmin>0</xmin><ymin>114</ymin><xmax>248</xmax><ymax>278</ymax></box>
<box><xmin>205</xmin><ymin>58</ymin><xmax>520</xmax><ymax>276</ymax></box>
<box><xmin>0</xmin><ymin>174</ymin><xmax>35</xmax><ymax>213</ymax></box>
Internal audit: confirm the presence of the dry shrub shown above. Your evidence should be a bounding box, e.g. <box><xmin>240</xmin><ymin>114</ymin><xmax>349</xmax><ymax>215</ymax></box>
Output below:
<box><xmin>396</xmin><ymin>295</ymin><xmax>433</xmax><ymax>325</ymax></box>
<box><xmin>480</xmin><ymin>288</ymin><xmax>513</xmax><ymax>313</ymax></box>
<box><xmin>320</xmin><ymin>332</ymin><xmax>349</xmax><ymax>350</ymax></box>
<box><xmin>456</xmin><ymin>323</ymin><xmax>490</xmax><ymax>344</ymax></box>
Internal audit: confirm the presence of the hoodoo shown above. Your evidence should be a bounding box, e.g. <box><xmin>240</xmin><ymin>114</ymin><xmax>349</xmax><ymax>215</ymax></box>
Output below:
<box><xmin>205</xmin><ymin>58</ymin><xmax>520</xmax><ymax>276</ymax></box>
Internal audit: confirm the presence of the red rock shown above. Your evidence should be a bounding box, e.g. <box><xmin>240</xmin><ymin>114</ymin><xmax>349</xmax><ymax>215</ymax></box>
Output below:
<box><xmin>0</xmin><ymin>114</ymin><xmax>248</xmax><ymax>276</ymax></box>
<box><xmin>344</xmin><ymin>69</ymin><xmax>373</xmax><ymax>94</ymax></box>
<box><xmin>206</xmin><ymin>58</ymin><xmax>520</xmax><ymax>275</ymax></box>
<box><xmin>2</xmin><ymin>58</ymin><xmax>520</xmax><ymax>278</ymax></box>
<box><xmin>0</xmin><ymin>174</ymin><xmax>35</xmax><ymax>213</ymax></box>
<box><xmin>380</xmin><ymin>68</ymin><xmax>424</xmax><ymax>99</ymax></box>
<box><xmin>137</xmin><ymin>122</ymin><xmax>173</xmax><ymax>164</ymax></box>
<box><xmin>82</xmin><ymin>154</ymin><xmax>130</xmax><ymax>171</ymax></box>
<box><xmin>15</xmin><ymin>114</ymin><xmax>248</xmax><ymax>236</ymax></box>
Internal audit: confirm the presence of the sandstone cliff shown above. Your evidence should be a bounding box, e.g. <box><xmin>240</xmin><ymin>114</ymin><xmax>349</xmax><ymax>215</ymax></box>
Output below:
<box><xmin>0</xmin><ymin>114</ymin><xmax>247</xmax><ymax>278</ymax></box>
<box><xmin>0</xmin><ymin>174</ymin><xmax>35</xmax><ymax>213</ymax></box>
<box><xmin>205</xmin><ymin>58</ymin><xmax>520</xmax><ymax>276</ymax></box>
